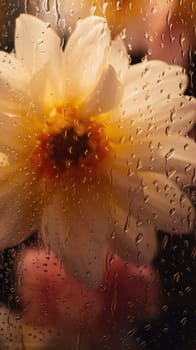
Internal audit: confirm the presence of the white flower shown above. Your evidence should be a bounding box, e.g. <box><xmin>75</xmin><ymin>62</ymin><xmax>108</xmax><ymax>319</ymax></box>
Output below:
<box><xmin>0</xmin><ymin>14</ymin><xmax>195</xmax><ymax>288</ymax></box>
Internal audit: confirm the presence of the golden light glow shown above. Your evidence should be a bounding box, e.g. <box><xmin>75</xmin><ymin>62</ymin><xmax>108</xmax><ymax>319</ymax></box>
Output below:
<box><xmin>92</xmin><ymin>0</ymin><xmax>147</xmax><ymax>36</ymax></box>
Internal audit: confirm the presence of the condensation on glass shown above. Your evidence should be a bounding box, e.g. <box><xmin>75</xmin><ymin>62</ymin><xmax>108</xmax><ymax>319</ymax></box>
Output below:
<box><xmin>0</xmin><ymin>1</ymin><xmax>195</xmax><ymax>349</ymax></box>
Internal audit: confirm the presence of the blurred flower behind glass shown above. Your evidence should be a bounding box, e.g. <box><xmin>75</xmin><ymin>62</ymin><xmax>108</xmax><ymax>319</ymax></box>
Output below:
<box><xmin>25</xmin><ymin>0</ymin><xmax>173</xmax><ymax>53</ymax></box>
<box><xmin>148</xmin><ymin>0</ymin><xmax>196</xmax><ymax>66</ymax></box>
<box><xmin>25</xmin><ymin>0</ymin><xmax>195</xmax><ymax>67</ymax></box>
<box><xmin>16</xmin><ymin>246</ymin><xmax>160</xmax><ymax>328</ymax></box>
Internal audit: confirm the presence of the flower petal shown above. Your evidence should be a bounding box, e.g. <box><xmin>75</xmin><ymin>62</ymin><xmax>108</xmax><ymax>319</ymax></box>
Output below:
<box><xmin>119</xmin><ymin>135</ymin><xmax>196</xmax><ymax>187</ymax></box>
<box><xmin>137</xmin><ymin>172</ymin><xmax>195</xmax><ymax>234</ymax></box>
<box><xmin>110</xmin><ymin>163</ymin><xmax>144</xmax><ymax>216</ymax></box>
<box><xmin>28</xmin><ymin>61</ymin><xmax>64</xmax><ymax>112</ymax></box>
<box><xmin>15</xmin><ymin>14</ymin><xmax>61</xmax><ymax>75</ymax></box>
<box><xmin>41</xmin><ymin>188</ymin><xmax>110</xmax><ymax>288</ymax></box>
<box><xmin>118</xmin><ymin>95</ymin><xmax>195</xmax><ymax>140</ymax></box>
<box><xmin>81</xmin><ymin>64</ymin><xmax>122</xmax><ymax>117</ymax></box>
<box><xmin>109</xmin><ymin>35</ymin><xmax>129</xmax><ymax>81</ymax></box>
<box><xmin>0</xmin><ymin>114</ymin><xmax>23</xmax><ymax>151</ymax></box>
<box><xmin>147</xmin><ymin>95</ymin><xmax>196</xmax><ymax>136</ymax></box>
<box><xmin>0</xmin><ymin>175</ymin><xmax>40</xmax><ymax>250</ymax></box>
<box><xmin>0</xmin><ymin>152</ymin><xmax>10</xmax><ymax>181</ymax></box>
<box><xmin>154</xmin><ymin>135</ymin><xmax>195</xmax><ymax>187</ymax></box>
<box><xmin>109</xmin><ymin>206</ymin><xmax>157</xmax><ymax>265</ymax></box>
<box><xmin>122</xmin><ymin>60</ymin><xmax>188</xmax><ymax>119</ymax></box>
<box><xmin>0</xmin><ymin>51</ymin><xmax>29</xmax><ymax>115</ymax></box>
<box><xmin>109</xmin><ymin>164</ymin><xmax>157</xmax><ymax>262</ymax></box>
<box><xmin>63</xmin><ymin>16</ymin><xmax>110</xmax><ymax>100</ymax></box>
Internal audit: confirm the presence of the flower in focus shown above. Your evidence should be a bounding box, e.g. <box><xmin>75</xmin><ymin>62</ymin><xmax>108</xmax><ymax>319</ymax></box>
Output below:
<box><xmin>0</xmin><ymin>14</ymin><xmax>195</xmax><ymax>288</ymax></box>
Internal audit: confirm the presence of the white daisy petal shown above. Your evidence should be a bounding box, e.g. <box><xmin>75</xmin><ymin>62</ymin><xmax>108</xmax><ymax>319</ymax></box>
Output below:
<box><xmin>119</xmin><ymin>96</ymin><xmax>195</xmax><ymax>140</ymax></box>
<box><xmin>137</xmin><ymin>172</ymin><xmax>195</xmax><ymax>234</ymax></box>
<box><xmin>109</xmin><ymin>165</ymin><xmax>158</xmax><ymax>263</ymax></box>
<box><xmin>0</xmin><ymin>147</ymin><xmax>27</xmax><ymax>183</ymax></box>
<box><xmin>109</xmin><ymin>35</ymin><xmax>129</xmax><ymax>81</ymax></box>
<box><xmin>147</xmin><ymin>96</ymin><xmax>196</xmax><ymax>135</ymax></box>
<box><xmin>63</xmin><ymin>16</ymin><xmax>110</xmax><ymax>100</ymax></box>
<box><xmin>41</xmin><ymin>189</ymin><xmax>109</xmax><ymax>288</ymax></box>
<box><xmin>15</xmin><ymin>14</ymin><xmax>61</xmax><ymax>75</ymax></box>
<box><xmin>78</xmin><ymin>187</ymin><xmax>111</xmax><ymax>245</ymax></box>
<box><xmin>0</xmin><ymin>176</ymin><xmax>40</xmax><ymax>250</ymax></box>
<box><xmin>0</xmin><ymin>114</ymin><xmax>23</xmax><ymax>151</ymax></box>
<box><xmin>130</xmin><ymin>60</ymin><xmax>187</xmax><ymax>96</ymax></box>
<box><xmin>157</xmin><ymin>135</ymin><xmax>196</xmax><ymax>186</ymax></box>
<box><xmin>28</xmin><ymin>62</ymin><xmax>64</xmax><ymax>112</ymax></box>
<box><xmin>0</xmin><ymin>152</ymin><xmax>10</xmax><ymax>182</ymax></box>
<box><xmin>122</xmin><ymin>135</ymin><xmax>196</xmax><ymax>187</ymax></box>
<box><xmin>122</xmin><ymin>60</ymin><xmax>188</xmax><ymax>119</ymax></box>
<box><xmin>0</xmin><ymin>51</ymin><xmax>29</xmax><ymax>115</ymax></box>
<box><xmin>110</xmin><ymin>163</ymin><xmax>144</xmax><ymax>215</ymax></box>
<box><xmin>0</xmin><ymin>152</ymin><xmax>9</xmax><ymax>167</ymax></box>
<box><xmin>82</xmin><ymin>65</ymin><xmax>122</xmax><ymax>117</ymax></box>
<box><xmin>109</xmin><ymin>206</ymin><xmax>157</xmax><ymax>265</ymax></box>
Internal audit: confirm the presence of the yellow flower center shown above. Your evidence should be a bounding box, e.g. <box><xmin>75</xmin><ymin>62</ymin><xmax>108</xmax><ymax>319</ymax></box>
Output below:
<box><xmin>30</xmin><ymin>104</ymin><xmax>110</xmax><ymax>181</ymax></box>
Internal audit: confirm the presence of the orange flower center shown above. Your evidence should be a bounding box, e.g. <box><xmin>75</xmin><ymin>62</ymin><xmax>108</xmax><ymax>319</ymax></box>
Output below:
<box><xmin>30</xmin><ymin>105</ymin><xmax>110</xmax><ymax>181</ymax></box>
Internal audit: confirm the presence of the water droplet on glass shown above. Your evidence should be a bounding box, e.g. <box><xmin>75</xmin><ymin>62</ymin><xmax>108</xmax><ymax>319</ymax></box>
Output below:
<box><xmin>136</xmin><ymin>233</ymin><xmax>143</xmax><ymax>245</ymax></box>
<box><xmin>169</xmin><ymin>208</ymin><xmax>176</xmax><ymax>216</ymax></box>
<box><xmin>165</xmin><ymin>148</ymin><xmax>174</xmax><ymax>160</ymax></box>
<box><xmin>184</xmin><ymin>143</ymin><xmax>189</xmax><ymax>151</ymax></box>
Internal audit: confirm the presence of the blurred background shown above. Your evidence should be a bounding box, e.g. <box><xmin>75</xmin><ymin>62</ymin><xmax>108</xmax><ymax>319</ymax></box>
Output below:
<box><xmin>0</xmin><ymin>1</ymin><xmax>195</xmax><ymax>349</ymax></box>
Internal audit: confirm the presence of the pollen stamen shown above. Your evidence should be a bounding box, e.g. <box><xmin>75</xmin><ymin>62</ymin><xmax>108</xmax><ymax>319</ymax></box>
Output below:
<box><xmin>30</xmin><ymin>107</ymin><xmax>110</xmax><ymax>180</ymax></box>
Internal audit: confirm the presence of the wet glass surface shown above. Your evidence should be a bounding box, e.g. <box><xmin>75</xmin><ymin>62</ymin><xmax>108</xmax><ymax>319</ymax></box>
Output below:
<box><xmin>0</xmin><ymin>1</ymin><xmax>195</xmax><ymax>349</ymax></box>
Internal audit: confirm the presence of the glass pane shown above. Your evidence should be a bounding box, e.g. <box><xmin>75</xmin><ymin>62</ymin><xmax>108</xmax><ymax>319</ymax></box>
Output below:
<box><xmin>0</xmin><ymin>1</ymin><xmax>195</xmax><ymax>349</ymax></box>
